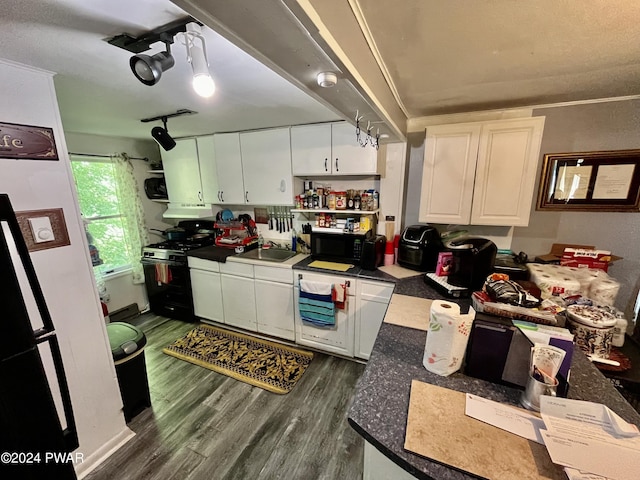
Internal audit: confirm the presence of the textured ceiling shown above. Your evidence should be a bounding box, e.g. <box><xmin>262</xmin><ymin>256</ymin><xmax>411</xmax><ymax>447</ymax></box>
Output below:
<box><xmin>353</xmin><ymin>0</ymin><xmax>640</xmax><ymax>117</ymax></box>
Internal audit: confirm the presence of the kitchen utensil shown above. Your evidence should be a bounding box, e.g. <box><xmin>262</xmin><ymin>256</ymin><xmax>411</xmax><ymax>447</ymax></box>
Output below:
<box><xmin>268</xmin><ymin>208</ymin><xmax>273</xmax><ymax>230</ymax></box>
<box><xmin>286</xmin><ymin>207</ymin><xmax>290</xmax><ymax>232</ymax></box>
<box><xmin>149</xmin><ymin>227</ymin><xmax>186</xmax><ymax>241</ymax></box>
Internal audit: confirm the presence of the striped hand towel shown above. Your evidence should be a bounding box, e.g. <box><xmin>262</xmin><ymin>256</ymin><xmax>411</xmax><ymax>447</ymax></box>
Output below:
<box><xmin>299</xmin><ymin>279</ymin><xmax>335</xmax><ymax>327</ymax></box>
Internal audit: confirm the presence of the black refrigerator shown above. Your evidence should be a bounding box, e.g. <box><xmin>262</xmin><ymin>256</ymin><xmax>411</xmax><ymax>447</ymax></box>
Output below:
<box><xmin>0</xmin><ymin>194</ymin><xmax>79</xmax><ymax>479</ymax></box>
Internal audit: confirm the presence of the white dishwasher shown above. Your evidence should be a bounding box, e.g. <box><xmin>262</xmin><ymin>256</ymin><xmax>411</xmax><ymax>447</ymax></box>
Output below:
<box><xmin>294</xmin><ymin>270</ymin><xmax>355</xmax><ymax>357</ymax></box>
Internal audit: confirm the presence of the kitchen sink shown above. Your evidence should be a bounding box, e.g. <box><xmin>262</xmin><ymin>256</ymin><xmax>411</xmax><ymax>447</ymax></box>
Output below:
<box><xmin>237</xmin><ymin>248</ymin><xmax>298</xmax><ymax>263</ymax></box>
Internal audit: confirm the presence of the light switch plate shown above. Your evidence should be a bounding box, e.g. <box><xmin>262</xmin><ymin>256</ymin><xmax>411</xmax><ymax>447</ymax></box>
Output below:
<box><xmin>29</xmin><ymin>216</ymin><xmax>54</xmax><ymax>243</ymax></box>
<box><xmin>16</xmin><ymin>208</ymin><xmax>70</xmax><ymax>252</ymax></box>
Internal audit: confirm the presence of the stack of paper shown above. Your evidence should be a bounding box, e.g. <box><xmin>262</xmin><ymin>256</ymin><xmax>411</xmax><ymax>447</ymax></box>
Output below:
<box><xmin>466</xmin><ymin>394</ymin><xmax>640</xmax><ymax>480</ymax></box>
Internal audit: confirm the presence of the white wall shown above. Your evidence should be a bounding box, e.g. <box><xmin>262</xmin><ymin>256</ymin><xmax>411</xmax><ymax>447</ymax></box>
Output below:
<box><xmin>0</xmin><ymin>59</ymin><xmax>133</xmax><ymax>476</ymax></box>
<box><xmin>64</xmin><ymin>132</ymin><xmax>173</xmax><ymax>313</ymax></box>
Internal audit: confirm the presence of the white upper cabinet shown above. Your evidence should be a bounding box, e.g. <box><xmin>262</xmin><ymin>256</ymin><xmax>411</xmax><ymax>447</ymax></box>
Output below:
<box><xmin>212</xmin><ymin>132</ymin><xmax>245</xmax><ymax>204</ymax></box>
<box><xmin>331</xmin><ymin>122</ymin><xmax>378</xmax><ymax>175</ymax></box>
<box><xmin>471</xmin><ymin>118</ymin><xmax>545</xmax><ymax>226</ymax></box>
<box><xmin>418</xmin><ymin>117</ymin><xmax>545</xmax><ymax>227</ymax></box>
<box><xmin>291</xmin><ymin>122</ymin><xmax>379</xmax><ymax>176</ymax></box>
<box><xmin>240</xmin><ymin>127</ymin><xmax>293</xmax><ymax>205</ymax></box>
<box><xmin>195</xmin><ymin>135</ymin><xmax>219</xmax><ymax>204</ymax></box>
<box><xmin>419</xmin><ymin>123</ymin><xmax>481</xmax><ymax>224</ymax></box>
<box><xmin>291</xmin><ymin>123</ymin><xmax>332</xmax><ymax>175</ymax></box>
<box><xmin>161</xmin><ymin>138</ymin><xmax>204</xmax><ymax>204</ymax></box>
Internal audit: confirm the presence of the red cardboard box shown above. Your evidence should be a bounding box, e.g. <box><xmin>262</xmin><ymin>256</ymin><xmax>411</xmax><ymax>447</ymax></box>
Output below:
<box><xmin>560</xmin><ymin>248</ymin><xmax>613</xmax><ymax>272</ymax></box>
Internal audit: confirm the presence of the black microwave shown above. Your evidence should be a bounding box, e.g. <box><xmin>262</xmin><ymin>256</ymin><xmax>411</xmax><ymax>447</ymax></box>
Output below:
<box><xmin>310</xmin><ymin>231</ymin><xmax>372</xmax><ymax>264</ymax></box>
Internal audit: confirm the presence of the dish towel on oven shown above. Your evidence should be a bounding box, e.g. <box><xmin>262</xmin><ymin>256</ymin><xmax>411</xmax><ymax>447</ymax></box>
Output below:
<box><xmin>155</xmin><ymin>263</ymin><xmax>172</xmax><ymax>285</ymax></box>
<box><xmin>299</xmin><ymin>279</ymin><xmax>335</xmax><ymax>327</ymax></box>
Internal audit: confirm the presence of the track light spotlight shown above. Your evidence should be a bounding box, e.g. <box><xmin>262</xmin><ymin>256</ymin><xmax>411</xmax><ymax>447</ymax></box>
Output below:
<box><xmin>184</xmin><ymin>23</ymin><xmax>215</xmax><ymax>98</ymax></box>
<box><xmin>151</xmin><ymin>117</ymin><xmax>176</xmax><ymax>151</ymax></box>
<box><xmin>130</xmin><ymin>42</ymin><xmax>175</xmax><ymax>86</ymax></box>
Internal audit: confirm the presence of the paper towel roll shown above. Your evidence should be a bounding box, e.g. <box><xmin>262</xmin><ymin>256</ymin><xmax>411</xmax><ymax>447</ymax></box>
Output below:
<box><xmin>423</xmin><ymin>301</ymin><xmax>475</xmax><ymax>376</ymax></box>
<box><xmin>589</xmin><ymin>277</ymin><xmax>620</xmax><ymax>306</ymax></box>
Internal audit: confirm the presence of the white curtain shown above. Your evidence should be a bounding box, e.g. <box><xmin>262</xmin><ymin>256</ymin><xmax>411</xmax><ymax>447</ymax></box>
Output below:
<box><xmin>112</xmin><ymin>152</ymin><xmax>149</xmax><ymax>284</ymax></box>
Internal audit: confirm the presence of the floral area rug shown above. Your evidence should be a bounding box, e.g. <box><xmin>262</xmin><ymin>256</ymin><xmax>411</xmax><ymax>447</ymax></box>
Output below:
<box><xmin>163</xmin><ymin>324</ymin><xmax>313</xmax><ymax>394</ymax></box>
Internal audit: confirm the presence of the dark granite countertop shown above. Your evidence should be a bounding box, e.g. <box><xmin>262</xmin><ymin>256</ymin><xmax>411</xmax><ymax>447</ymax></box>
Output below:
<box><xmin>348</xmin><ymin>316</ymin><xmax>640</xmax><ymax>480</ymax></box>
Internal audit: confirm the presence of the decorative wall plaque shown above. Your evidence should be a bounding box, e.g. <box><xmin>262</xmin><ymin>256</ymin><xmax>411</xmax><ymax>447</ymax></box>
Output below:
<box><xmin>0</xmin><ymin>121</ymin><xmax>58</xmax><ymax>160</ymax></box>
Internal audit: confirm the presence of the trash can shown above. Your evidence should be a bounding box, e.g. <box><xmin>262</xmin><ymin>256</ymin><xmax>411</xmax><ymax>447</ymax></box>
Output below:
<box><xmin>106</xmin><ymin>322</ymin><xmax>151</xmax><ymax>422</ymax></box>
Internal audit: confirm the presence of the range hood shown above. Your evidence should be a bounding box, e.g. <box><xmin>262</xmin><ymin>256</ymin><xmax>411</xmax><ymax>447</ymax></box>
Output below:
<box><xmin>162</xmin><ymin>203</ymin><xmax>214</xmax><ymax>219</ymax></box>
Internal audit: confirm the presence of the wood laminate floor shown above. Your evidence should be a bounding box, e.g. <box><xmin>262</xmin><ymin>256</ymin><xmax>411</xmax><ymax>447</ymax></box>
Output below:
<box><xmin>86</xmin><ymin>314</ymin><xmax>366</xmax><ymax>480</ymax></box>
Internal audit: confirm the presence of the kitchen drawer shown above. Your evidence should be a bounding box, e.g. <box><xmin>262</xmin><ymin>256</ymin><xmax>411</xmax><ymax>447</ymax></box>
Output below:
<box><xmin>220</xmin><ymin>261</ymin><xmax>254</xmax><ymax>278</ymax></box>
<box><xmin>254</xmin><ymin>265</ymin><xmax>294</xmax><ymax>284</ymax></box>
<box><xmin>294</xmin><ymin>270</ymin><xmax>354</xmax><ymax>296</ymax></box>
<box><xmin>357</xmin><ymin>279</ymin><xmax>394</xmax><ymax>303</ymax></box>
<box><xmin>188</xmin><ymin>256</ymin><xmax>220</xmax><ymax>273</ymax></box>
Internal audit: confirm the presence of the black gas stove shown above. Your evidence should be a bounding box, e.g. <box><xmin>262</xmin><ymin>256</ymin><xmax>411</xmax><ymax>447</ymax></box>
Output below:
<box><xmin>141</xmin><ymin>234</ymin><xmax>216</xmax><ymax>322</ymax></box>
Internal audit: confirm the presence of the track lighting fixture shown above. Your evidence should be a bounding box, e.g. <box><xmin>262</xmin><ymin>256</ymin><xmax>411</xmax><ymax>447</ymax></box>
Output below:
<box><xmin>184</xmin><ymin>23</ymin><xmax>215</xmax><ymax>98</ymax></box>
<box><xmin>107</xmin><ymin>16</ymin><xmax>215</xmax><ymax>95</ymax></box>
<box><xmin>151</xmin><ymin>117</ymin><xmax>176</xmax><ymax>151</ymax></box>
<box><xmin>141</xmin><ymin>109</ymin><xmax>197</xmax><ymax>151</ymax></box>
<box><xmin>129</xmin><ymin>39</ymin><xmax>175</xmax><ymax>86</ymax></box>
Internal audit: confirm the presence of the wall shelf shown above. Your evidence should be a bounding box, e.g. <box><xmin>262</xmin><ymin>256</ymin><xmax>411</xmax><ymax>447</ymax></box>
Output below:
<box><xmin>291</xmin><ymin>208</ymin><xmax>379</xmax><ymax>215</ymax></box>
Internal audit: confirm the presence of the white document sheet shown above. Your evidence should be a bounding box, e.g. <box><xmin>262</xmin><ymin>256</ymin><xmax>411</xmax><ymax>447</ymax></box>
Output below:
<box><xmin>539</xmin><ymin>396</ymin><xmax>640</xmax><ymax>480</ymax></box>
<box><xmin>464</xmin><ymin>393</ymin><xmax>546</xmax><ymax>444</ymax></box>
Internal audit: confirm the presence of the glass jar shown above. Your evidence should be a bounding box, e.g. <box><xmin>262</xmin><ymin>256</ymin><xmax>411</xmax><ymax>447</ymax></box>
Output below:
<box><xmin>347</xmin><ymin>189</ymin><xmax>355</xmax><ymax>210</ymax></box>
<box><xmin>327</xmin><ymin>191</ymin><xmax>336</xmax><ymax>210</ymax></box>
<box><xmin>354</xmin><ymin>192</ymin><xmax>361</xmax><ymax>210</ymax></box>
<box><xmin>335</xmin><ymin>191</ymin><xmax>347</xmax><ymax>210</ymax></box>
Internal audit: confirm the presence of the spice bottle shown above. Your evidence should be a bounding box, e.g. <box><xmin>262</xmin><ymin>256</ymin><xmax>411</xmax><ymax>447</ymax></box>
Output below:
<box><xmin>354</xmin><ymin>191</ymin><xmax>361</xmax><ymax>210</ymax></box>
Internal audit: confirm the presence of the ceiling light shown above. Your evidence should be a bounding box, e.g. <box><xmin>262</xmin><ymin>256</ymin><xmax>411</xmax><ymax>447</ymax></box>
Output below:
<box><xmin>184</xmin><ymin>23</ymin><xmax>215</xmax><ymax>98</ymax></box>
<box><xmin>129</xmin><ymin>46</ymin><xmax>175</xmax><ymax>86</ymax></box>
<box><xmin>317</xmin><ymin>71</ymin><xmax>337</xmax><ymax>88</ymax></box>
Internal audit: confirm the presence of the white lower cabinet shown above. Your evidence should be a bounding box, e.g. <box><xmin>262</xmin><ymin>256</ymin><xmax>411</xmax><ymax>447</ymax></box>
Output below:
<box><xmin>355</xmin><ymin>280</ymin><xmax>394</xmax><ymax>360</ymax></box>
<box><xmin>294</xmin><ymin>271</ymin><xmax>355</xmax><ymax>357</ymax></box>
<box><xmin>220</xmin><ymin>262</ymin><xmax>257</xmax><ymax>331</ymax></box>
<box><xmin>254</xmin><ymin>265</ymin><xmax>295</xmax><ymax>340</ymax></box>
<box><xmin>188</xmin><ymin>257</ymin><xmax>224</xmax><ymax>324</ymax></box>
<box><xmin>255</xmin><ymin>279</ymin><xmax>295</xmax><ymax>340</ymax></box>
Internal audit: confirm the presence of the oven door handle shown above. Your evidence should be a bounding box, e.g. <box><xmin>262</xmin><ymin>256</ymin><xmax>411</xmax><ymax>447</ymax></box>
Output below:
<box><xmin>141</xmin><ymin>258</ymin><xmax>185</xmax><ymax>268</ymax></box>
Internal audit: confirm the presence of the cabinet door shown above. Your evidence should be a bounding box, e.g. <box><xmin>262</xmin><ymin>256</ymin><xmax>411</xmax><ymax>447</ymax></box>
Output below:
<box><xmin>354</xmin><ymin>299</ymin><xmax>388</xmax><ymax>360</ymax></box>
<box><xmin>255</xmin><ymin>279</ymin><xmax>295</xmax><ymax>341</ymax></box>
<box><xmin>190</xmin><ymin>269</ymin><xmax>224</xmax><ymax>323</ymax></box>
<box><xmin>161</xmin><ymin>138</ymin><xmax>203</xmax><ymax>204</ymax></box>
<box><xmin>331</xmin><ymin>122</ymin><xmax>378</xmax><ymax>175</ymax></box>
<box><xmin>291</xmin><ymin>124</ymin><xmax>332</xmax><ymax>175</ymax></box>
<box><xmin>221</xmin><ymin>274</ymin><xmax>257</xmax><ymax>331</ymax></box>
<box><xmin>354</xmin><ymin>280</ymin><xmax>393</xmax><ymax>360</ymax></box>
<box><xmin>471</xmin><ymin>117</ymin><xmax>545</xmax><ymax>226</ymax></box>
<box><xmin>418</xmin><ymin>123</ymin><xmax>481</xmax><ymax>224</ymax></box>
<box><xmin>213</xmin><ymin>133</ymin><xmax>245</xmax><ymax>204</ymax></box>
<box><xmin>240</xmin><ymin>128</ymin><xmax>293</xmax><ymax>205</ymax></box>
<box><xmin>196</xmin><ymin>135</ymin><xmax>219</xmax><ymax>204</ymax></box>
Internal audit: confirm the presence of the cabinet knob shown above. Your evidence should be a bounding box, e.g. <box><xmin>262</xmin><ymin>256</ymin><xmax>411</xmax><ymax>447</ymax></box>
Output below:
<box><xmin>198</xmin><ymin>191</ymin><xmax>203</xmax><ymax>202</ymax></box>
<box><xmin>220</xmin><ymin>191</ymin><xmax>224</xmax><ymax>202</ymax></box>
<box><xmin>335</xmin><ymin>158</ymin><xmax>339</xmax><ymax>172</ymax></box>
<box><xmin>325</xmin><ymin>158</ymin><xmax>328</xmax><ymax>171</ymax></box>
<box><xmin>245</xmin><ymin>191</ymin><xmax>249</xmax><ymax>203</ymax></box>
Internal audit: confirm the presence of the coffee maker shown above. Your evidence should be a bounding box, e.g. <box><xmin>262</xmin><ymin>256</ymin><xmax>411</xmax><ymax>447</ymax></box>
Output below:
<box><xmin>445</xmin><ymin>237</ymin><xmax>497</xmax><ymax>290</ymax></box>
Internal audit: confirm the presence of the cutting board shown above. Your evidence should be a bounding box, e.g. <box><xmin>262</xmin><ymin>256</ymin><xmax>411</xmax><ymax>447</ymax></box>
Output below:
<box><xmin>308</xmin><ymin>260</ymin><xmax>354</xmax><ymax>272</ymax></box>
<box><xmin>404</xmin><ymin>380</ymin><xmax>565</xmax><ymax>480</ymax></box>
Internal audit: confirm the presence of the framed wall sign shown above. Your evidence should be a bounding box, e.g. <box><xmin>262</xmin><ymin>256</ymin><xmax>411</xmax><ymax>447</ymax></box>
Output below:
<box><xmin>0</xmin><ymin>121</ymin><xmax>58</xmax><ymax>160</ymax></box>
<box><xmin>537</xmin><ymin>149</ymin><xmax>640</xmax><ymax>212</ymax></box>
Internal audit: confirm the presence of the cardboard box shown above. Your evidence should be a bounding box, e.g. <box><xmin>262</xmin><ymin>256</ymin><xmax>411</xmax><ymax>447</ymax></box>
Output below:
<box><xmin>560</xmin><ymin>248</ymin><xmax>614</xmax><ymax>272</ymax></box>
<box><xmin>535</xmin><ymin>243</ymin><xmax>622</xmax><ymax>266</ymax></box>
<box><xmin>534</xmin><ymin>243</ymin><xmax>595</xmax><ymax>264</ymax></box>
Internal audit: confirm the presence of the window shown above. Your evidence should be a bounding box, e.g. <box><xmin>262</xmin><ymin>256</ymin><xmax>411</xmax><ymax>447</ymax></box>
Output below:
<box><xmin>70</xmin><ymin>158</ymin><xmax>130</xmax><ymax>275</ymax></box>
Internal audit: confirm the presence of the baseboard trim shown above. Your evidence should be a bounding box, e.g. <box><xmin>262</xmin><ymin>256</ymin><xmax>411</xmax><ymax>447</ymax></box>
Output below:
<box><xmin>75</xmin><ymin>427</ymin><xmax>136</xmax><ymax>479</ymax></box>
